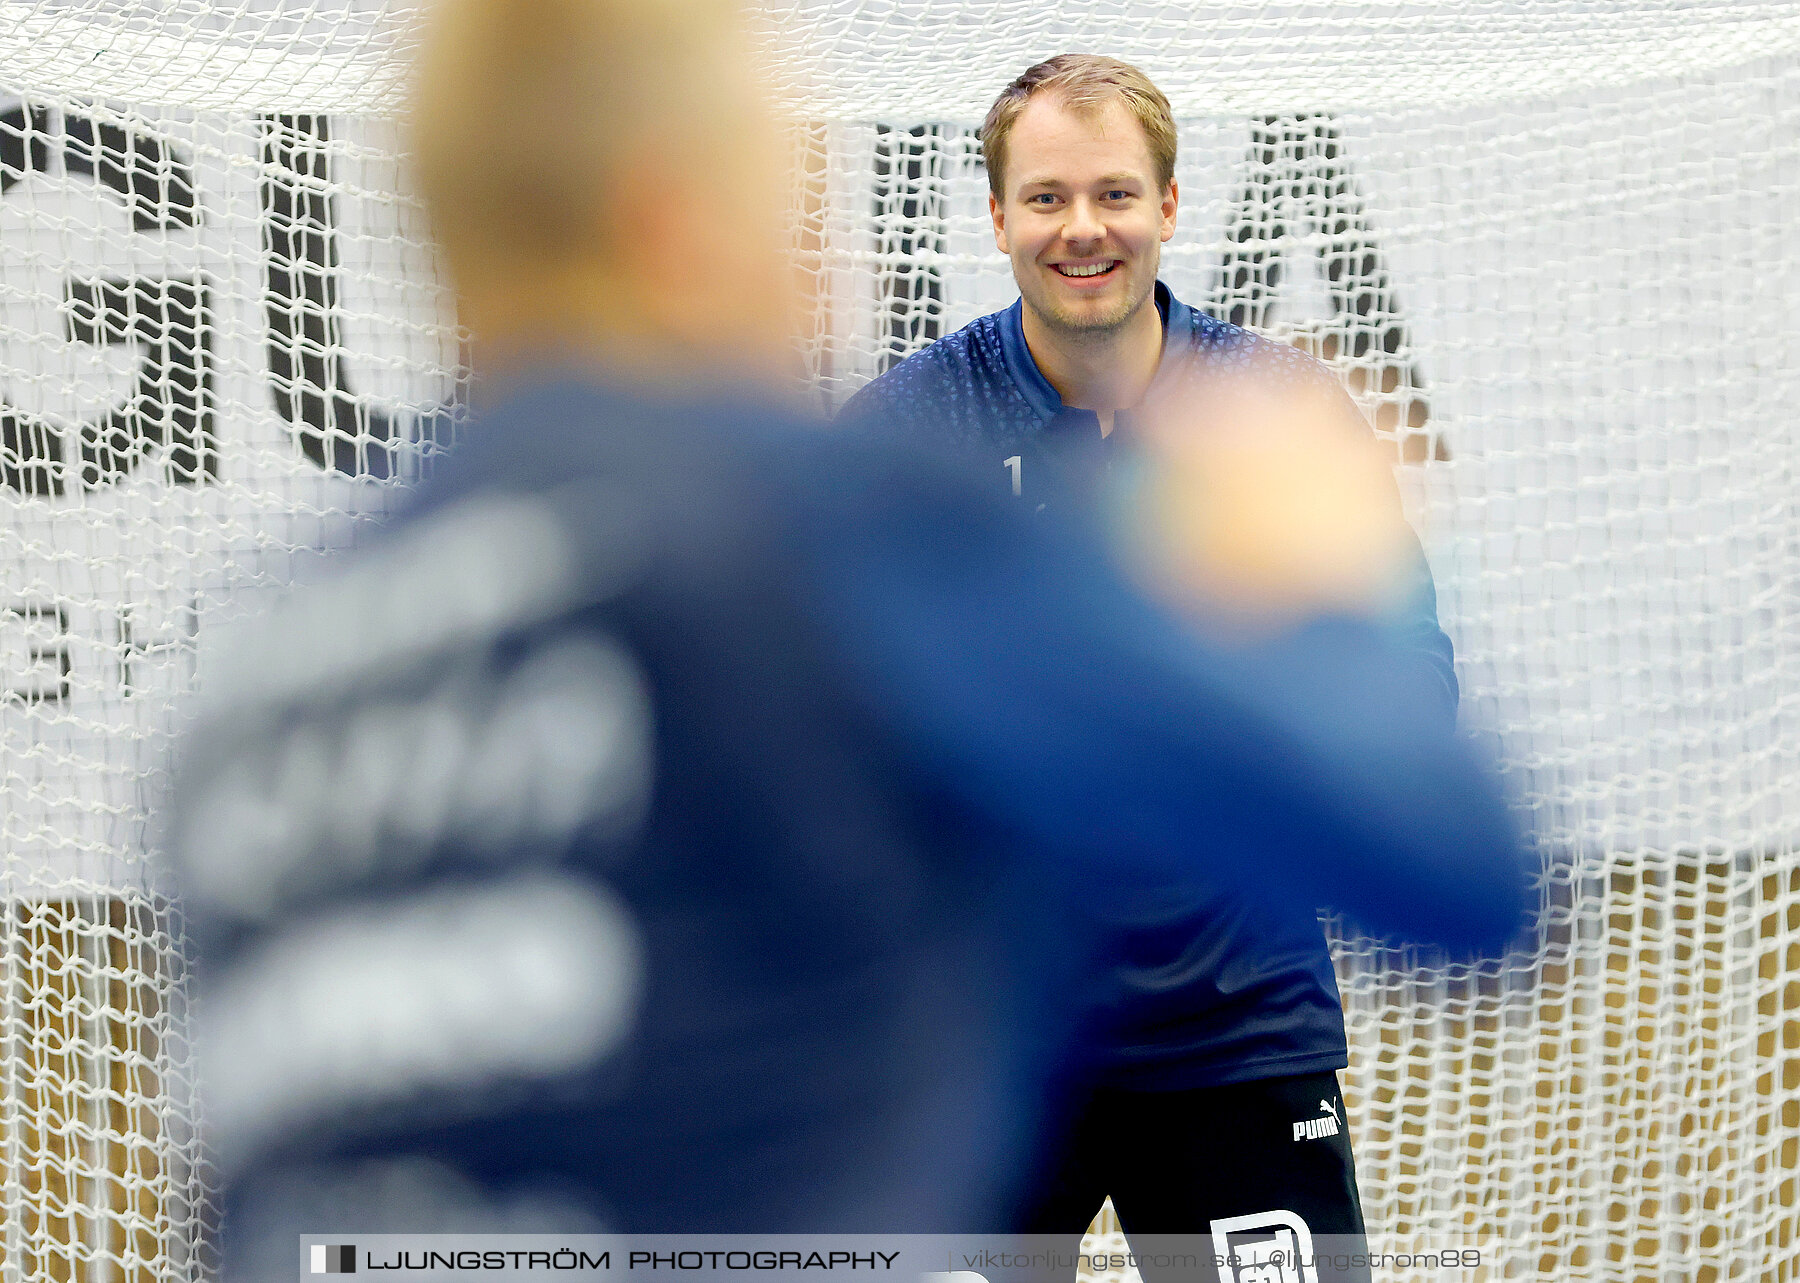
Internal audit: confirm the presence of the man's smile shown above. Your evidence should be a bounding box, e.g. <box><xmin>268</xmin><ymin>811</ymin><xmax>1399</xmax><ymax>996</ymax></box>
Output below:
<box><xmin>1052</xmin><ymin>259</ymin><xmax>1121</xmax><ymax>281</ymax></box>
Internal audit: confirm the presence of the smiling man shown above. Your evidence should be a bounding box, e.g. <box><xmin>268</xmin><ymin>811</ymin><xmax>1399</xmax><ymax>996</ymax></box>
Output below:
<box><xmin>840</xmin><ymin>55</ymin><xmax>1366</xmax><ymax>488</ymax></box>
<box><xmin>985</xmin><ymin>62</ymin><xmax>1176</xmax><ymax>438</ymax></box>
<box><xmin>838</xmin><ymin>55</ymin><xmax>1464</xmax><ymax>1280</ymax></box>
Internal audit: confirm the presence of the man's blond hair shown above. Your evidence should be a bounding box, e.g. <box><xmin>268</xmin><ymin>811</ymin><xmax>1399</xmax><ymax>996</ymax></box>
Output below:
<box><xmin>411</xmin><ymin>0</ymin><xmax>737</xmax><ymax>289</ymax></box>
<box><xmin>979</xmin><ymin>54</ymin><xmax>1176</xmax><ymax>200</ymax></box>
<box><xmin>407</xmin><ymin>0</ymin><xmax>798</xmax><ymax>368</ymax></box>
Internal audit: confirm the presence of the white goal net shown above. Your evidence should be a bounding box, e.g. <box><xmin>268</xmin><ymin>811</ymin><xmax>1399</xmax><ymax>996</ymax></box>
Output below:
<box><xmin>2</xmin><ymin>2</ymin><xmax>1798</xmax><ymax>1279</ymax></box>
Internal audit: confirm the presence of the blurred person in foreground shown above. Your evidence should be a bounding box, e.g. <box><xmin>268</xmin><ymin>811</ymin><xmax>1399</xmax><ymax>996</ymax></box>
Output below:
<box><xmin>836</xmin><ymin>57</ymin><xmax>1458</xmax><ymax>1268</ymax></box>
<box><xmin>163</xmin><ymin>0</ymin><xmax>1528</xmax><ymax>1273</ymax></box>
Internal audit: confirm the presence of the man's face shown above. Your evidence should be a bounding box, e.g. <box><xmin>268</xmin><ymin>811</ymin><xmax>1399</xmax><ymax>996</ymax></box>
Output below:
<box><xmin>990</xmin><ymin>94</ymin><xmax>1177</xmax><ymax>340</ymax></box>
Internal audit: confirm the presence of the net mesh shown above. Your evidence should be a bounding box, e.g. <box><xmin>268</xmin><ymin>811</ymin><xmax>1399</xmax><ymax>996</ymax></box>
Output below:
<box><xmin>2</xmin><ymin>2</ymin><xmax>1798</xmax><ymax>1278</ymax></box>
<box><xmin>0</xmin><ymin>91</ymin><xmax>456</xmax><ymax>1279</ymax></box>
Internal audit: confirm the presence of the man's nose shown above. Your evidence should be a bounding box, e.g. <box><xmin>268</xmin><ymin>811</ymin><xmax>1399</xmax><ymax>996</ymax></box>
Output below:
<box><xmin>1062</xmin><ymin>198</ymin><xmax>1105</xmax><ymax>246</ymax></box>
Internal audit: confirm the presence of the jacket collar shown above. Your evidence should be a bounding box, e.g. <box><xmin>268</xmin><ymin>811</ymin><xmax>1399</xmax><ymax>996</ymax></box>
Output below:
<box><xmin>998</xmin><ymin>280</ymin><xmax>1190</xmax><ymax>427</ymax></box>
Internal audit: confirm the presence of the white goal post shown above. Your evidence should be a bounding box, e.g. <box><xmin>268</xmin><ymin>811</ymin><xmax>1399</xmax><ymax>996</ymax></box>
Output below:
<box><xmin>2</xmin><ymin>3</ymin><xmax>1798</xmax><ymax>1279</ymax></box>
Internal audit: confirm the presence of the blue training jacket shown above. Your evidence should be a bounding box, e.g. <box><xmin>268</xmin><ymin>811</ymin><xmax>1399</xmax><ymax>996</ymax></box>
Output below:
<box><xmin>167</xmin><ymin>376</ymin><xmax>1522</xmax><ymax>1259</ymax></box>
<box><xmin>836</xmin><ymin>284</ymin><xmax>1461</xmax><ymax>1088</ymax></box>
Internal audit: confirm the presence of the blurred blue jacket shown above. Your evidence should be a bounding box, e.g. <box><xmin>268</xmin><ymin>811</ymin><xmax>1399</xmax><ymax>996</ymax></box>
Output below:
<box><xmin>168</xmin><ymin>376</ymin><xmax>1526</xmax><ymax>1252</ymax></box>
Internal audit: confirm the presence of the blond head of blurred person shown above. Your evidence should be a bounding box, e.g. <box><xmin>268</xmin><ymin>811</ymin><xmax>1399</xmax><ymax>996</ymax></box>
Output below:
<box><xmin>411</xmin><ymin>0</ymin><xmax>797</xmax><ymax>383</ymax></box>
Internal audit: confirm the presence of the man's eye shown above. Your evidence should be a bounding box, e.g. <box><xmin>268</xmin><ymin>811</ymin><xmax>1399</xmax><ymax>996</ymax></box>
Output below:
<box><xmin>1105</xmin><ymin>190</ymin><xmax>1132</xmax><ymax>202</ymax></box>
<box><xmin>1028</xmin><ymin>193</ymin><xmax>1058</xmax><ymax>206</ymax></box>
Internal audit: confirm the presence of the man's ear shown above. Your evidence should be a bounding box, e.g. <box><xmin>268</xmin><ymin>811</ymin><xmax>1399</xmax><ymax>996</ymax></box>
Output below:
<box><xmin>611</xmin><ymin>132</ymin><xmax>796</xmax><ymax>360</ymax></box>
<box><xmin>1161</xmin><ymin>178</ymin><xmax>1179</xmax><ymax>243</ymax></box>
<box><xmin>989</xmin><ymin>190</ymin><xmax>1010</xmax><ymax>255</ymax></box>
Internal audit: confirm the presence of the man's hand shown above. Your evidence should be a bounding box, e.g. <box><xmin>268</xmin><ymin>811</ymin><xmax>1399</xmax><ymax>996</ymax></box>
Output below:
<box><xmin>1124</xmin><ymin>373</ymin><xmax>1420</xmax><ymax>629</ymax></box>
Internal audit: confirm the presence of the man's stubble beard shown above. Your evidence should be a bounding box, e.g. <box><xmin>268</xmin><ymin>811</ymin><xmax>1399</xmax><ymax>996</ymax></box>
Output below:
<box><xmin>1023</xmin><ymin>247</ymin><xmax>1161</xmax><ymax>345</ymax></box>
